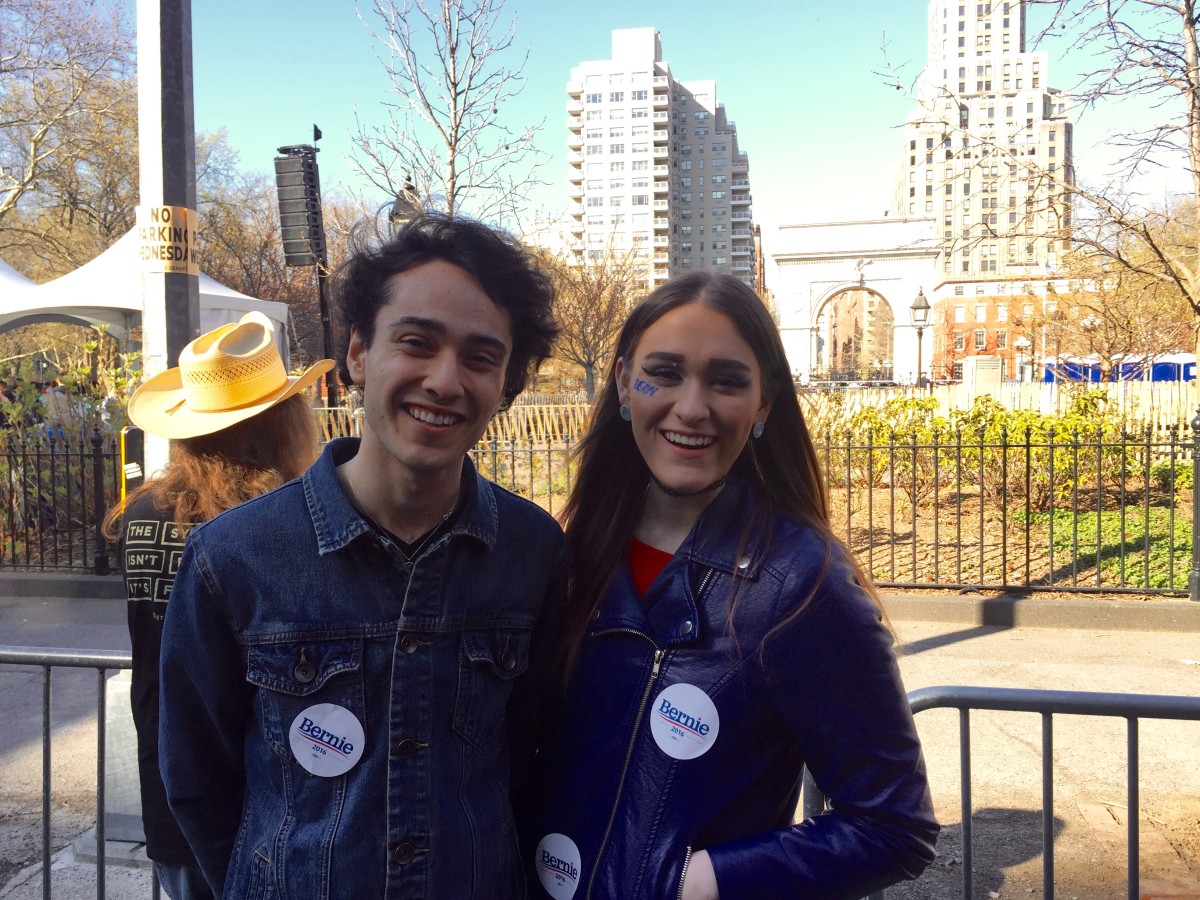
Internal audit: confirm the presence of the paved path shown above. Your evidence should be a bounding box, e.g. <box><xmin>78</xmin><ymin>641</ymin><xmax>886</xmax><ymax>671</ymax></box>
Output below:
<box><xmin>1</xmin><ymin>594</ymin><xmax>1198</xmax><ymax>898</ymax></box>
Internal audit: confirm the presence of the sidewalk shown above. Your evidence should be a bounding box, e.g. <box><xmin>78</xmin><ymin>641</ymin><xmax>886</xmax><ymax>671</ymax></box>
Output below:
<box><xmin>1</xmin><ymin>582</ymin><xmax>1198</xmax><ymax>898</ymax></box>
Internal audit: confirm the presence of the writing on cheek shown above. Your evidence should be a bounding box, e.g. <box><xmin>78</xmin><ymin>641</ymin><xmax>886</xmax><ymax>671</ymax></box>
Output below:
<box><xmin>633</xmin><ymin>378</ymin><xmax>658</xmax><ymax>396</ymax></box>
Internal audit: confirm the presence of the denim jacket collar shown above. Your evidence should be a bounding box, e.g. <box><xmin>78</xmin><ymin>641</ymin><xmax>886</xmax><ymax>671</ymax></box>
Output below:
<box><xmin>304</xmin><ymin>437</ymin><xmax>498</xmax><ymax>556</ymax></box>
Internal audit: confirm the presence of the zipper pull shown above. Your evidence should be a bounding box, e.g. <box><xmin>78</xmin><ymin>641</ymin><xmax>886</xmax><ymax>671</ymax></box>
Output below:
<box><xmin>651</xmin><ymin>648</ymin><xmax>665</xmax><ymax>678</ymax></box>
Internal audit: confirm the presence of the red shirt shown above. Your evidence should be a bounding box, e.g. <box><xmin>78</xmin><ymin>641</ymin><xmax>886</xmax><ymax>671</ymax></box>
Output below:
<box><xmin>629</xmin><ymin>537</ymin><xmax>673</xmax><ymax>598</ymax></box>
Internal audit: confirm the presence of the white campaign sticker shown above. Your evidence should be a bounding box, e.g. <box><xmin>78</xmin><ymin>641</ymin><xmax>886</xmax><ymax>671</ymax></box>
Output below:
<box><xmin>535</xmin><ymin>833</ymin><xmax>581</xmax><ymax>900</ymax></box>
<box><xmin>649</xmin><ymin>682</ymin><xmax>720</xmax><ymax>760</ymax></box>
<box><xmin>289</xmin><ymin>703</ymin><xmax>365</xmax><ymax>777</ymax></box>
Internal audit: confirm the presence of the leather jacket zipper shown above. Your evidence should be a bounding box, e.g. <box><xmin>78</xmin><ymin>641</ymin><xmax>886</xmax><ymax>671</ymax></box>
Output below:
<box><xmin>583</xmin><ymin>566</ymin><xmax>712</xmax><ymax>898</ymax></box>
<box><xmin>585</xmin><ymin>638</ymin><xmax>666</xmax><ymax>900</ymax></box>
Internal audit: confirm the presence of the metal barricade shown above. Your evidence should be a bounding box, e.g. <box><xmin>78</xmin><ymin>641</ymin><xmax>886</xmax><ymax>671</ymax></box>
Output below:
<box><xmin>7</xmin><ymin>651</ymin><xmax>1199</xmax><ymax>900</ymax></box>
<box><xmin>0</xmin><ymin>645</ymin><xmax>157</xmax><ymax>900</ymax></box>
<box><xmin>804</xmin><ymin>685</ymin><xmax>1200</xmax><ymax>900</ymax></box>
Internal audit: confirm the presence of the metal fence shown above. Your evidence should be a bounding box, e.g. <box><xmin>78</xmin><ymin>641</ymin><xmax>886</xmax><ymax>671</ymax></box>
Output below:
<box><xmin>822</xmin><ymin>422</ymin><xmax>1200</xmax><ymax>596</ymax></box>
<box><xmin>7</xmin><ymin>644</ymin><xmax>1196</xmax><ymax>900</ymax></box>
<box><xmin>9</xmin><ymin>410</ymin><xmax>1200</xmax><ymax>598</ymax></box>
<box><xmin>0</xmin><ymin>431</ymin><xmax>121</xmax><ymax>574</ymax></box>
<box><xmin>0</xmin><ymin>646</ymin><xmax>147</xmax><ymax>900</ymax></box>
<box><xmin>848</xmin><ymin>686</ymin><xmax>1200</xmax><ymax>900</ymax></box>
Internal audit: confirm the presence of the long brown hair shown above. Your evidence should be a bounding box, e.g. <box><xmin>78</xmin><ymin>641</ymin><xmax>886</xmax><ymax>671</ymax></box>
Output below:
<box><xmin>556</xmin><ymin>272</ymin><xmax>883</xmax><ymax>682</ymax></box>
<box><xmin>102</xmin><ymin>394</ymin><xmax>321</xmax><ymax>541</ymax></box>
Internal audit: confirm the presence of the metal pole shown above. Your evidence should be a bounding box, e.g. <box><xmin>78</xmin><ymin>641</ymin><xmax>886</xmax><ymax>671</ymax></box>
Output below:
<box><xmin>317</xmin><ymin>264</ymin><xmax>338</xmax><ymax>406</ymax></box>
<box><xmin>916</xmin><ymin>326</ymin><xmax>924</xmax><ymax>389</ymax></box>
<box><xmin>41</xmin><ymin>667</ymin><xmax>51</xmax><ymax>900</ymax></box>
<box><xmin>91</xmin><ymin>430</ymin><xmax>109</xmax><ymax>575</ymax></box>
<box><xmin>1189</xmin><ymin>409</ymin><xmax>1200</xmax><ymax>601</ymax></box>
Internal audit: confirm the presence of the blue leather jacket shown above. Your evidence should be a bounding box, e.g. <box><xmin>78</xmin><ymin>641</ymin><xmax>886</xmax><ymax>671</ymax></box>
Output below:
<box><xmin>523</xmin><ymin>478</ymin><xmax>937</xmax><ymax>900</ymax></box>
<box><xmin>160</xmin><ymin>438</ymin><xmax>566</xmax><ymax>899</ymax></box>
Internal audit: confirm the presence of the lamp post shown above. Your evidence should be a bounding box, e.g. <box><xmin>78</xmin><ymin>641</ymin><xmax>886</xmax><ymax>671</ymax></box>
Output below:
<box><xmin>910</xmin><ymin>287</ymin><xmax>930</xmax><ymax>388</ymax></box>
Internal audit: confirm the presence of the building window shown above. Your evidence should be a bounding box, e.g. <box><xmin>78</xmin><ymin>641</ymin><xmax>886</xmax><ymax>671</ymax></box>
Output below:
<box><xmin>586</xmin><ymin>92</ymin><xmax>602</xmax><ymax>104</ymax></box>
<box><xmin>631</xmin><ymin>159</ymin><xmax>648</xmax><ymax>171</ymax></box>
<box><xmin>996</xmin><ymin>330</ymin><xmax>1007</xmax><ymax>348</ymax></box>
<box><xmin>997</xmin><ymin>303</ymin><xmax>1008</xmax><ymax>321</ymax></box>
<box><xmin>609</xmin><ymin>91</ymin><xmax>624</xmax><ymax>103</ymax></box>
<box><xmin>954</xmin><ymin>330</ymin><xmax>965</xmax><ymax>351</ymax></box>
<box><xmin>609</xmin><ymin>144</ymin><xmax>624</xmax><ymax>154</ymax></box>
<box><xmin>954</xmin><ymin>304</ymin><xmax>966</xmax><ymax>322</ymax></box>
<box><xmin>680</xmin><ymin>160</ymin><xmax>692</xmax><ymax>170</ymax></box>
<box><xmin>631</xmin><ymin>195</ymin><xmax>649</xmax><ymax>206</ymax></box>
<box><xmin>975</xmin><ymin>304</ymin><xmax>986</xmax><ymax>322</ymax></box>
<box><xmin>631</xmin><ymin>89</ymin><xmax>648</xmax><ymax>100</ymax></box>
<box><xmin>974</xmin><ymin>329</ymin><xmax>987</xmax><ymax>350</ymax></box>
<box><xmin>712</xmin><ymin>191</ymin><xmax>726</xmax><ymax>200</ymax></box>
<box><xmin>694</xmin><ymin>110</ymin><xmax>709</xmax><ymax>120</ymax></box>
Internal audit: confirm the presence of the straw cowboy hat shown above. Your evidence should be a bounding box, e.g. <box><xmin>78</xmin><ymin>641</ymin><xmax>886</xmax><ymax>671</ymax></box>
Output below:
<box><xmin>128</xmin><ymin>312</ymin><xmax>333</xmax><ymax>439</ymax></box>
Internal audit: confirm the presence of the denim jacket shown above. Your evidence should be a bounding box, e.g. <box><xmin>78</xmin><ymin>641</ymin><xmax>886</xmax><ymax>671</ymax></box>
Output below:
<box><xmin>160</xmin><ymin>438</ymin><xmax>566</xmax><ymax>899</ymax></box>
<box><xmin>523</xmin><ymin>477</ymin><xmax>937</xmax><ymax>900</ymax></box>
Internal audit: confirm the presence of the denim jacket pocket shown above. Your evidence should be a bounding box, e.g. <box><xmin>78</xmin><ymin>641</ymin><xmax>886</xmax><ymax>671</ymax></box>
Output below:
<box><xmin>245</xmin><ymin>638</ymin><xmax>365</xmax><ymax>757</ymax></box>
<box><xmin>453</xmin><ymin>628</ymin><xmax>531</xmax><ymax>752</ymax></box>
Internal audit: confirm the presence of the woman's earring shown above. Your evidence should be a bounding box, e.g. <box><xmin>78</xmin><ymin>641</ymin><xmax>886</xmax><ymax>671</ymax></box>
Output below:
<box><xmin>619</xmin><ymin>404</ymin><xmax>632</xmax><ymax>422</ymax></box>
<box><xmin>752</xmin><ymin>421</ymin><xmax>765</xmax><ymax>439</ymax></box>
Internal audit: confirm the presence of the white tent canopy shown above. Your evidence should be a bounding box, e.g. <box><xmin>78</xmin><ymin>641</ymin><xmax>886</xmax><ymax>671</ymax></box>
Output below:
<box><xmin>0</xmin><ymin>229</ymin><xmax>290</xmax><ymax>361</ymax></box>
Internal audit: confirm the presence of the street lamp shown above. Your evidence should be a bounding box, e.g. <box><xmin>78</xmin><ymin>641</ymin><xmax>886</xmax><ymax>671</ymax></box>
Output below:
<box><xmin>910</xmin><ymin>287</ymin><xmax>931</xmax><ymax>388</ymax></box>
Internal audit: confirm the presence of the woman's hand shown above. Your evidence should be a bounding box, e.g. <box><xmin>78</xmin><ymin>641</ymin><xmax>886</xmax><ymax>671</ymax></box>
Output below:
<box><xmin>680</xmin><ymin>850</ymin><xmax>719</xmax><ymax>900</ymax></box>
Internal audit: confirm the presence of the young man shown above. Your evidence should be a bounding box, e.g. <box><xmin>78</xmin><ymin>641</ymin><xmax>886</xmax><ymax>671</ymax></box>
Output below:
<box><xmin>159</xmin><ymin>215</ymin><xmax>564</xmax><ymax>899</ymax></box>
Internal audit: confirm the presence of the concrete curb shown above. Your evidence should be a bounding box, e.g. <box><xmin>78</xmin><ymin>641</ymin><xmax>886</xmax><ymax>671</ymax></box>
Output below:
<box><xmin>0</xmin><ymin>573</ymin><xmax>122</xmax><ymax>601</ymax></box>
<box><xmin>2</xmin><ymin>575</ymin><xmax>1199</xmax><ymax>632</ymax></box>
<box><xmin>883</xmin><ymin>592</ymin><xmax>1200</xmax><ymax>632</ymax></box>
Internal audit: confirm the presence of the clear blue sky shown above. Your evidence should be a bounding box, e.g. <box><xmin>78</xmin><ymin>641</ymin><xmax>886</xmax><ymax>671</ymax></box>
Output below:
<box><xmin>153</xmin><ymin>1</ymin><xmax>1186</xmax><ymax>237</ymax></box>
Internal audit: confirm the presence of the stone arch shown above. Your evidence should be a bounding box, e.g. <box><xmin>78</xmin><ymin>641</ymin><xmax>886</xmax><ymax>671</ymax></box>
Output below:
<box><xmin>811</xmin><ymin>285</ymin><xmax>896</xmax><ymax>381</ymax></box>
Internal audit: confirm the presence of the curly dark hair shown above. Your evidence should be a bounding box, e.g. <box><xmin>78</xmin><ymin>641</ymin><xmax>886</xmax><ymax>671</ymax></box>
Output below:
<box><xmin>332</xmin><ymin>213</ymin><xmax>558</xmax><ymax>406</ymax></box>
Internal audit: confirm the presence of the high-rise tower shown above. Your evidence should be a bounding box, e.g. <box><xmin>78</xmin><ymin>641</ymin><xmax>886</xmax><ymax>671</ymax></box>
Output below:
<box><xmin>566</xmin><ymin>29</ymin><xmax>755</xmax><ymax>287</ymax></box>
<box><xmin>893</xmin><ymin>0</ymin><xmax>1073</xmax><ymax>282</ymax></box>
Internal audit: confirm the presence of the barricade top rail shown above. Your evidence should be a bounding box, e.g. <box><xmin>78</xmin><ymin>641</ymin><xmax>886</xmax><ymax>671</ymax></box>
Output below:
<box><xmin>908</xmin><ymin>684</ymin><xmax>1200</xmax><ymax>720</ymax></box>
<box><xmin>0</xmin><ymin>645</ymin><xmax>132</xmax><ymax>669</ymax></box>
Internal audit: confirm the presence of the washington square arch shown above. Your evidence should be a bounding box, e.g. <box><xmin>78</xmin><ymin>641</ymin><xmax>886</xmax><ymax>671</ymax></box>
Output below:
<box><xmin>770</xmin><ymin>218</ymin><xmax>940</xmax><ymax>385</ymax></box>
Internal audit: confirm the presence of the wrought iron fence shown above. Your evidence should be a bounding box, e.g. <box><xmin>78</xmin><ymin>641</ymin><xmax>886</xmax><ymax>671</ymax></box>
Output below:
<box><xmin>823</xmin><ymin>423</ymin><xmax>1198</xmax><ymax>595</ymax></box>
<box><xmin>0</xmin><ymin>431</ymin><xmax>121</xmax><ymax>574</ymax></box>
<box><xmin>9</xmin><ymin>410</ymin><xmax>1200</xmax><ymax>596</ymax></box>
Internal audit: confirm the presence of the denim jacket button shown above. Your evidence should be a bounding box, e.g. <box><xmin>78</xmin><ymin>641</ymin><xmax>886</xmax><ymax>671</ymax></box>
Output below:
<box><xmin>400</xmin><ymin>634</ymin><xmax>419</xmax><ymax>654</ymax></box>
<box><xmin>392</xmin><ymin>842</ymin><xmax>417</xmax><ymax>865</ymax></box>
<box><xmin>397</xmin><ymin>738</ymin><xmax>418</xmax><ymax>759</ymax></box>
<box><xmin>680</xmin><ymin>620</ymin><xmax>694</xmax><ymax>635</ymax></box>
<box><xmin>293</xmin><ymin>661</ymin><xmax>316</xmax><ymax>683</ymax></box>
<box><xmin>501</xmin><ymin>650</ymin><xmax>518</xmax><ymax>672</ymax></box>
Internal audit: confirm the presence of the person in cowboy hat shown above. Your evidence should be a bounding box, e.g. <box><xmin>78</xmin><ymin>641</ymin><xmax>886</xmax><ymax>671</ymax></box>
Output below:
<box><xmin>103</xmin><ymin>311</ymin><xmax>331</xmax><ymax>900</ymax></box>
<box><xmin>158</xmin><ymin>214</ymin><xmax>565</xmax><ymax>899</ymax></box>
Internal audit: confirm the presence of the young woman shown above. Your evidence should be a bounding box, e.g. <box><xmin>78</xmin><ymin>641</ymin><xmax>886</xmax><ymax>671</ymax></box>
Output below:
<box><xmin>103</xmin><ymin>313</ymin><xmax>329</xmax><ymax>900</ymax></box>
<box><xmin>523</xmin><ymin>274</ymin><xmax>938</xmax><ymax>900</ymax></box>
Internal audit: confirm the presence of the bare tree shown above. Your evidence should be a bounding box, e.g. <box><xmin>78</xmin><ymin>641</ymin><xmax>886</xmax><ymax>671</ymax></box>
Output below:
<box><xmin>351</xmin><ymin>0</ymin><xmax>542</xmax><ymax>223</ymax></box>
<box><xmin>1024</xmin><ymin>0</ymin><xmax>1200</xmax><ymax>359</ymax></box>
<box><xmin>0</xmin><ymin>0</ymin><xmax>132</xmax><ymax>232</ymax></box>
<box><xmin>1039</xmin><ymin>245</ymin><xmax>1192</xmax><ymax>380</ymax></box>
<box><xmin>543</xmin><ymin>246</ymin><xmax>647</xmax><ymax>400</ymax></box>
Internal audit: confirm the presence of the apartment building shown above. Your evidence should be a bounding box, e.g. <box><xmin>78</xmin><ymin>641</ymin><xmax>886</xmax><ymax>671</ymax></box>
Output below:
<box><xmin>892</xmin><ymin>0</ymin><xmax>1076</xmax><ymax>378</ymax></box>
<box><xmin>566</xmin><ymin>28</ymin><xmax>755</xmax><ymax>287</ymax></box>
